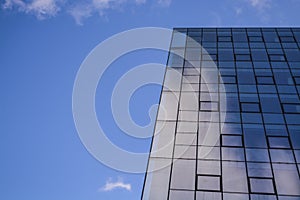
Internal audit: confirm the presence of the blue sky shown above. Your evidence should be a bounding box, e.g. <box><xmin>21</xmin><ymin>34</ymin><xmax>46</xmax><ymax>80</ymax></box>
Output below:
<box><xmin>1</xmin><ymin>0</ymin><xmax>300</xmax><ymax>199</ymax></box>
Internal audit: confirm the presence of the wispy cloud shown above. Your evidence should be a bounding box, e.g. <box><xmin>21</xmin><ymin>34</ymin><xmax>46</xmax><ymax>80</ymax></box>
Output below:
<box><xmin>68</xmin><ymin>4</ymin><xmax>93</xmax><ymax>26</ymax></box>
<box><xmin>3</xmin><ymin>0</ymin><xmax>61</xmax><ymax>19</ymax></box>
<box><xmin>247</xmin><ymin>0</ymin><xmax>271</xmax><ymax>10</ymax></box>
<box><xmin>100</xmin><ymin>178</ymin><xmax>131</xmax><ymax>192</ymax></box>
<box><xmin>235</xmin><ymin>7</ymin><xmax>243</xmax><ymax>15</ymax></box>
<box><xmin>135</xmin><ymin>0</ymin><xmax>146</xmax><ymax>5</ymax></box>
<box><xmin>157</xmin><ymin>0</ymin><xmax>171</xmax><ymax>7</ymax></box>
<box><xmin>210</xmin><ymin>11</ymin><xmax>222</xmax><ymax>26</ymax></box>
<box><xmin>2</xmin><ymin>0</ymin><xmax>171</xmax><ymax>25</ymax></box>
<box><xmin>69</xmin><ymin>0</ymin><xmax>129</xmax><ymax>25</ymax></box>
<box><xmin>246</xmin><ymin>0</ymin><xmax>272</xmax><ymax>22</ymax></box>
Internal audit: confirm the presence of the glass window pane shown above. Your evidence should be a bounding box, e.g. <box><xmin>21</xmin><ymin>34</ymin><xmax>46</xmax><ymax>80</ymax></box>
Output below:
<box><xmin>221</xmin><ymin>123</ymin><xmax>242</xmax><ymax>135</ymax></box>
<box><xmin>246</xmin><ymin>149</ymin><xmax>270</xmax><ymax>162</ymax></box>
<box><xmin>250</xmin><ymin>178</ymin><xmax>275</xmax><ymax>194</ymax></box>
<box><xmin>185</xmin><ymin>48</ymin><xmax>201</xmax><ymax>60</ymax></box>
<box><xmin>233</xmin><ymin>32</ymin><xmax>248</xmax><ymax>42</ymax></box>
<box><xmin>268</xmin><ymin>137</ymin><xmax>291</xmax><ymax>149</ymax></box>
<box><xmin>249</xmin><ymin>36</ymin><xmax>263</xmax><ymax>42</ymax></box>
<box><xmin>263</xmin><ymin>31</ymin><xmax>280</xmax><ymax>42</ymax></box>
<box><xmin>234</xmin><ymin>42</ymin><xmax>249</xmax><ymax>48</ymax></box>
<box><xmin>175</xmin><ymin>133</ymin><xmax>197</xmax><ymax>146</ymax></box>
<box><xmin>288</xmin><ymin>125</ymin><xmax>300</xmax><ymax>149</ymax></box>
<box><xmin>222</xmin><ymin>147</ymin><xmax>245</xmax><ymax>161</ymax></box>
<box><xmin>260</xmin><ymin>94</ymin><xmax>282</xmax><ymax>113</ymax></box>
<box><xmin>179</xmin><ymin>92</ymin><xmax>199</xmax><ymax>111</ymax></box>
<box><xmin>247</xmin><ymin>162</ymin><xmax>273</xmax><ymax>177</ymax></box>
<box><xmin>242</xmin><ymin>113</ymin><xmax>263</xmax><ymax>124</ymax></box>
<box><xmin>239</xmin><ymin>85</ymin><xmax>257</xmax><ymax>93</ymax></box>
<box><xmin>177</xmin><ymin>121</ymin><xmax>198</xmax><ymax>133</ymax></box>
<box><xmin>197</xmin><ymin>175</ymin><xmax>221</xmax><ymax>191</ymax></box>
<box><xmin>263</xmin><ymin>113</ymin><xmax>285</xmax><ymax>124</ymax></box>
<box><xmin>171</xmin><ymin>31</ymin><xmax>187</xmax><ymax>47</ymax></box>
<box><xmin>223</xmin><ymin>193</ymin><xmax>249</xmax><ymax>200</ymax></box>
<box><xmin>273</xmin><ymin>164</ymin><xmax>300</xmax><ymax>195</ymax></box>
<box><xmin>221</xmin><ymin>112</ymin><xmax>241</xmax><ymax>123</ymax></box>
<box><xmin>197</xmin><ymin>160</ymin><xmax>221</xmax><ymax>175</ymax></box>
<box><xmin>222</xmin><ymin>161</ymin><xmax>248</xmax><ymax>193</ymax></box>
<box><xmin>218</xmin><ymin>49</ymin><xmax>234</xmax><ymax>61</ymax></box>
<box><xmin>241</xmin><ymin>103</ymin><xmax>260</xmax><ymax>112</ymax></box>
<box><xmin>198</xmin><ymin>146</ymin><xmax>220</xmax><ymax>160</ymax></box>
<box><xmin>143</xmin><ymin>158</ymin><xmax>172</xmax><ymax>200</ymax></box>
<box><xmin>270</xmin><ymin>149</ymin><xmax>295</xmax><ymax>163</ymax></box>
<box><xmin>257</xmin><ymin>76</ymin><xmax>274</xmax><ymax>85</ymax></box>
<box><xmin>171</xmin><ymin>159</ymin><xmax>196</xmax><ymax>190</ymax></box>
<box><xmin>174</xmin><ymin>145</ymin><xmax>196</xmax><ymax>159</ymax></box>
<box><xmin>196</xmin><ymin>191</ymin><xmax>221</xmax><ymax>200</ymax></box>
<box><xmin>265</xmin><ymin>125</ymin><xmax>288</xmax><ymax>136</ymax></box>
<box><xmin>169</xmin><ymin>190</ymin><xmax>194</xmax><ymax>200</ymax></box>
<box><xmin>168</xmin><ymin>51</ymin><xmax>184</xmax><ymax>67</ymax></box>
<box><xmin>251</xmin><ymin>194</ymin><xmax>276</xmax><ymax>200</ymax></box>
<box><xmin>251</xmin><ymin>49</ymin><xmax>269</xmax><ymax>61</ymax></box>
<box><xmin>237</xmin><ymin>69</ymin><xmax>256</xmax><ymax>84</ymax></box>
<box><xmin>258</xmin><ymin>85</ymin><xmax>277</xmax><ymax>93</ymax></box>
<box><xmin>222</xmin><ymin>135</ymin><xmax>243</xmax><ymax>147</ymax></box>
<box><xmin>240</xmin><ymin>93</ymin><xmax>259</xmax><ymax>103</ymax></box>
<box><xmin>285</xmin><ymin>114</ymin><xmax>300</xmax><ymax>125</ymax></box>
<box><xmin>278</xmin><ymin>86</ymin><xmax>297</xmax><ymax>94</ymax></box>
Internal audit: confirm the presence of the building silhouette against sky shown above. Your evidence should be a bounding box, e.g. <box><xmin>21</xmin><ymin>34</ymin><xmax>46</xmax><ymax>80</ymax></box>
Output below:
<box><xmin>142</xmin><ymin>28</ymin><xmax>300</xmax><ymax>200</ymax></box>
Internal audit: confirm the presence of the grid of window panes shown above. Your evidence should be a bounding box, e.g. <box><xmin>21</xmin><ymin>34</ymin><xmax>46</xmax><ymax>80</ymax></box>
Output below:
<box><xmin>142</xmin><ymin>28</ymin><xmax>300</xmax><ymax>200</ymax></box>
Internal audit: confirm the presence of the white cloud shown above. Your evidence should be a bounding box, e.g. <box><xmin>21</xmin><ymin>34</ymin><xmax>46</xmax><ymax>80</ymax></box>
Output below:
<box><xmin>100</xmin><ymin>179</ymin><xmax>131</xmax><ymax>191</ymax></box>
<box><xmin>92</xmin><ymin>0</ymin><xmax>114</xmax><ymax>10</ymax></box>
<box><xmin>68</xmin><ymin>0</ymin><xmax>148</xmax><ymax>25</ymax></box>
<box><xmin>3</xmin><ymin>0</ymin><xmax>60</xmax><ymax>19</ymax></box>
<box><xmin>68</xmin><ymin>0</ymin><xmax>126</xmax><ymax>25</ymax></box>
<box><xmin>135</xmin><ymin>0</ymin><xmax>146</xmax><ymax>5</ymax></box>
<box><xmin>247</xmin><ymin>0</ymin><xmax>271</xmax><ymax>10</ymax></box>
<box><xmin>2</xmin><ymin>0</ymin><xmax>171</xmax><ymax>24</ymax></box>
<box><xmin>157</xmin><ymin>0</ymin><xmax>171</xmax><ymax>7</ymax></box>
<box><xmin>68</xmin><ymin>4</ymin><xmax>93</xmax><ymax>25</ymax></box>
<box><xmin>245</xmin><ymin>0</ymin><xmax>273</xmax><ymax>23</ymax></box>
<box><xmin>3</xmin><ymin>0</ymin><xmax>25</xmax><ymax>9</ymax></box>
<box><xmin>235</xmin><ymin>7</ymin><xmax>242</xmax><ymax>15</ymax></box>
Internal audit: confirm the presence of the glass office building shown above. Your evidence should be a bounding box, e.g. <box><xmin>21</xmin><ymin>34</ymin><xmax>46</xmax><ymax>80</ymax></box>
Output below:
<box><xmin>142</xmin><ymin>28</ymin><xmax>300</xmax><ymax>200</ymax></box>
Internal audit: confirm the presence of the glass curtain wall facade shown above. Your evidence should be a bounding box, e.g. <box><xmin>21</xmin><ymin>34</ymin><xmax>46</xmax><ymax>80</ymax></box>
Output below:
<box><xmin>142</xmin><ymin>28</ymin><xmax>300</xmax><ymax>200</ymax></box>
